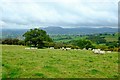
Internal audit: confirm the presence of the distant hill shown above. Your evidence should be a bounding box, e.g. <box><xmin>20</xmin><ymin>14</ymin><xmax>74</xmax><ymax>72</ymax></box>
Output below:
<box><xmin>1</xmin><ymin>27</ymin><xmax>118</xmax><ymax>39</ymax></box>
<box><xmin>42</xmin><ymin>26</ymin><xmax>118</xmax><ymax>35</ymax></box>
<box><xmin>1</xmin><ymin>29</ymin><xmax>27</xmax><ymax>39</ymax></box>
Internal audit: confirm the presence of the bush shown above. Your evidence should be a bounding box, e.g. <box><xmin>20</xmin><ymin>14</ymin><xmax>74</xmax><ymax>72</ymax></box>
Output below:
<box><xmin>54</xmin><ymin>43</ymin><xmax>65</xmax><ymax>49</ymax></box>
<box><xmin>76</xmin><ymin>39</ymin><xmax>94</xmax><ymax>49</ymax></box>
<box><xmin>2</xmin><ymin>38</ymin><xmax>19</xmax><ymax>45</ymax></box>
<box><xmin>44</xmin><ymin>41</ymin><xmax>55</xmax><ymax>47</ymax></box>
<box><xmin>87</xmin><ymin>35</ymin><xmax>106</xmax><ymax>44</ymax></box>
<box><xmin>63</xmin><ymin>44</ymin><xmax>79</xmax><ymax>49</ymax></box>
<box><xmin>18</xmin><ymin>40</ymin><xmax>25</xmax><ymax>45</ymax></box>
<box><xmin>95</xmin><ymin>45</ymin><xmax>108</xmax><ymax>50</ymax></box>
<box><xmin>68</xmin><ymin>39</ymin><xmax>95</xmax><ymax>49</ymax></box>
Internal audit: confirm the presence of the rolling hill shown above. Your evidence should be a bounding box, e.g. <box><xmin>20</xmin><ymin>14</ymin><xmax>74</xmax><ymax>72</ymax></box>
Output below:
<box><xmin>1</xmin><ymin>27</ymin><xmax>118</xmax><ymax>39</ymax></box>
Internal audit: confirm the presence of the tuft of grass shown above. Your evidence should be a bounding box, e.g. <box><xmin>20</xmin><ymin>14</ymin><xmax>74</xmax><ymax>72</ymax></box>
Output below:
<box><xmin>90</xmin><ymin>69</ymin><xmax>100</xmax><ymax>75</ymax></box>
<box><xmin>8</xmin><ymin>68</ymin><xmax>21</xmax><ymax>78</ymax></box>
<box><xmin>43</xmin><ymin>65</ymin><xmax>60</xmax><ymax>73</ymax></box>
<box><xmin>34</xmin><ymin>73</ymin><xmax>47</xmax><ymax>78</ymax></box>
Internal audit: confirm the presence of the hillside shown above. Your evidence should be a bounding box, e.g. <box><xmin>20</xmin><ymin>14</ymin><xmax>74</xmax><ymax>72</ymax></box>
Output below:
<box><xmin>42</xmin><ymin>27</ymin><xmax>118</xmax><ymax>35</ymax></box>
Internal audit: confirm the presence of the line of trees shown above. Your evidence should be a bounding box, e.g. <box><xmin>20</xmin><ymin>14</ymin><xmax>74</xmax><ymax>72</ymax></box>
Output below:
<box><xmin>86</xmin><ymin>35</ymin><xmax>106</xmax><ymax>44</ymax></box>
<box><xmin>67</xmin><ymin>39</ymin><xmax>95</xmax><ymax>49</ymax></box>
<box><xmin>2</xmin><ymin>38</ymin><xmax>25</xmax><ymax>45</ymax></box>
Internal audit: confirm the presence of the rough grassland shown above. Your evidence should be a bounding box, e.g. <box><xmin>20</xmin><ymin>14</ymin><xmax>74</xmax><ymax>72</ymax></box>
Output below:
<box><xmin>2</xmin><ymin>45</ymin><xmax>118</xmax><ymax>78</ymax></box>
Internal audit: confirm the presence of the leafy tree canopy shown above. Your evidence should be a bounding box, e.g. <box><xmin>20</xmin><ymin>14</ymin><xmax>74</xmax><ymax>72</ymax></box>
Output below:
<box><xmin>23</xmin><ymin>28</ymin><xmax>52</xmax><ymax>48</ymax></box>
<box><xmin>68</xmin><ymin>39</ymin><xmax>94</xmax><ymax>49</ymax></box>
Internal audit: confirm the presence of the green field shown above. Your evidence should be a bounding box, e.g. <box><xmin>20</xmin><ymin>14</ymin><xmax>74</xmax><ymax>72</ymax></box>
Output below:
<box><xmin>2</xmin><ymin>45</ymin><xmax>119</xmax><ymax>78</ymax></box>
<box><xmin>50</xmin><ymin>33</ymin><xmax>119</xmax><ymax>43</ymax></box>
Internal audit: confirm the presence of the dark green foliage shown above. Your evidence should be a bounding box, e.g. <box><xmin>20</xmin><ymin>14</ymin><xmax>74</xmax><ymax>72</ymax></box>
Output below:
<box><xmin>18</xmin><ymin>40</ymin><xmax>25</xmax><ymax>45</ymax></box>
<box><xmin>77</xmin><ymin>39</ymin><xmax>94</xmax><ymax>49</ymax></box>
<box><xmin>87</xmin><ymin>35</ymin><xmax>106</xmax><ymax>44</ymax></box>
<box><xmin>69</xmin><ymin>39</ymin><xmax>94</xmax><ymax>49</ymax></box>
<box><xmin>23</xmin><ymin>28</ymin><xmax>53</xmax><ymax>48</ymax></box>
<box><xmin>65</xmin><ymin>45</ymin><xmax>80</xmax><ymax>49</ymax></box>
<box><xmin>12</xmin><ymin>39</ymin><xmax>19</xmax><ymax>45</ymax></box>
<box><xmin>2</xmin><ymin>38</ymin><xmax>19</xmax><ymax>45</ymax></box>
<box><xmin>54</xmin><ymin>42</ymin><xmax>65</xmax><ymax>49</ymax></box>
<box><xmin>90</xmin><ymin>69</ymin><xmax>101</xmax><ymax>75</ymax></box>
<box><xmin>44</xmin><ymin>41</ymin><xmax>55</xmax><ymax>47</ymax></box>
<box><xmin>34</xmin><ymin>73</ymin><xmax>47</xmax><ymax>78</ymax></box>
<box><xmin>2</xmin><ymin>38</ymin><xmax>13</xmax><ymax>45</ymax></box>
<box><xmin>95</xmin><ymin>44</ymin><xmax>108</xmax><ymax>50</ymax></box>
<box><xmin>118</xmin><ymin>37</ymin><xmax>120</xmax><ymax>47</ymax></box>
<box><xmin>106</xmin><ymin>41</ymin><xmax>118</xmax><ymax>48</ymax></box>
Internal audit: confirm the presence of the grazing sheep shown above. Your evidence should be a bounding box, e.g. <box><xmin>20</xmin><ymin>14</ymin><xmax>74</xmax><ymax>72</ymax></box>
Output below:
<box><xmin>25</xmin><ymin>47</ymin><xmax>37</xmax><ymax>49</ymax></box>
<box><xmin>66</xmin><ymin>48</ymin><xmax>71</xmax><ymax>50</ymax></box>
<box><xmin>94</xmin><ymin>49</ymin><xmax>100</xmax><ymax>54</ymax></box>
<box><xmin>74</xmin><ymin>49</ymin><xmax>77</xmax><ymax>50</ymax></box>
<box><xmin>99</xmin><ymin>51</ymin><xmax>105</xmax><ymax>54</ymax></box>
<box><xmin>97</xmin><ymin>49</ymin><xmax>101</xmax><ymax>51</ymax></box>
<box><xmin>61</xmin><ymin>47</ymin><xmax>65</xmax><ymax>50</ymax></box>
<box><xmin>107</xmin><ymin>51</ymin><xmax>112</xmax><ymax>53</ymax></box>
<box><xmin>25</xmin><ymin>47</ymin><xmax>30</xmax><ymax>49</ymax></box>
<box><xmin>31</xmin><ymin>47</ymin><xmax>35</xmax><ymax>49</ymax></box>
<box><xmin>93</xmin><ymin>49</ymin><xmax>105</xmax><ymax>54</ymax></box>
<box><xmin>88</xmin><ymin>48</ymin><xmax>92</xmax><ymax>50</ymax></box>
<box><xmin>83</xmin><ymin>48</ymin><xmax>86</xmax><ymax>50</ymax></box>
<box><xmin>62</xmin><ymin>47</ymin><xmax>71</xmax><ymax>51</ymax></box>
<box><xmin>60</xmin><ymin>47</ymin><xmax>72</xmax><ymax>51</ymax></box>
<box><xmin>92</xmin><ymin>49</ymin><xmax>95</xmax><ymax>52</ymax></box>
<box><xmin>50</xmin><ymin>47</ymin><xmax>54</xmax><ymax>49</ymax></box>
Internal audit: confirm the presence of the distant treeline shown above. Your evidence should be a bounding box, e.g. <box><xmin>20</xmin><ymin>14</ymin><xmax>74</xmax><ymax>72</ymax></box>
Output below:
<box><xmin>1</xmin><ymin>28</ymin><xmax>120</xmax><ymax>51</ymax></box>
<box><xmin>1</xmin><ymin>38</ymin><xmax>25</xmax><ymax>45</ymax></box>
<box><xmin>1</xmin><ymin>37</ymin><xmax>119</xmax><ymax>51</ymax></box>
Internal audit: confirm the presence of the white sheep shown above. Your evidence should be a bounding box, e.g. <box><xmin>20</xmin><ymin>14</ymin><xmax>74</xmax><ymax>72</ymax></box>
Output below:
<box><xmin>74</xmin><ymin>49</ymin><xmax>77</xmax><ymax>50</ymax></box>
<box><xmin>92</xmin><ymin>49</ymin><xmax>95</xmax><ymax>52</ymax></box>
<box><xmin>93</xmin><ymin>49</ymin><xmax>105</xmax><ymax>54</ymax></box>
<box><xmin>50</xmin><ymin>47</ymin><xmax>54</xmax><ymax>49</ymax></box>
<box><xmin>61</xmin><ymin>47</ymin><xmax>65</xmax><ymax>50</ymax></box>
<box><xmin>31</xmin><ymin>47</ymin><xmax>34</xmax><ymax>49</ymax></box>
<box><xmin>83</xmin><ymin>48</ymin><xmax>86</xmax><ymax>50</ymax></box>
<box><xmin>99</xmin><ymin>51</ymin><xmax>105</xmax><ymax>54</ymax></box>
<box><xmin>88</xmin><ymin>48</ymin><xmax>92</xmax><ymax>50</ymax></box>
<box><xmin>25</xmin><ymin>47</ymin><xmax>37</xmax><ymax>49</ymax></box>
<box><xmin>66</xmin><ymin>48</ymin><xmax>71</xmax><ymax>50</ymax></box>
<box><xmin>94</xmin><ymin>49</ymin><xmax>100</xmax><ymax>54</ymax></box>
<box><xmin>25</xmin><ymin>47</ymin><xmax>30</xmax><ymax>49</ymax></box>
<box><xmin>106</xmin><ymin>51</ymin><xmax>112</xmax><ymax>53</ymax></box>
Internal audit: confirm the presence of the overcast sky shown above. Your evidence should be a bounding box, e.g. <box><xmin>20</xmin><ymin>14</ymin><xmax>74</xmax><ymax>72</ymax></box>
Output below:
<box><xmin>0</xmin><ymin>0</ymin><xmax>119</xmax><ymax>29</ymax></box>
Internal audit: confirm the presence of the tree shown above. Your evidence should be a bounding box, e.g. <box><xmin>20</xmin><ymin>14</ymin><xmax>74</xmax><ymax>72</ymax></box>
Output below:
<box><xmin>69</xmin><ymin>39</ymin><xmax>94</xmax><ymax>49</ymax></box>
<box><xmin>76</xmin><ymin>39</ymin><xmax>94</xmax><ymax>49</ymax></box>
<box><xmin>2</xmin><ymin>38</ymin><xmax>13</xmax><ymax>45</ymax></box>
<box><xmin>18</xmin><ymin>40</ymin><xmax>25</xmax><ymax>45</ymax></box>
<box><xmin>12</xmin><ymin>39</ymin><xmax>19</xmax><ymax>45</ymax></box>
<box><xmin>87</xmin><ymin>35</ymin><xmax>106</xmax><ymax>44</ymax></box>
<box><xmin>2</xmin><ymin>38</ymin><xmax>20</xmax><ymax>45</ymax></box>
<box><xmin>23</xmin><ymin>28</ymin><xmax>52</xmax><ymax>48</ymax></box>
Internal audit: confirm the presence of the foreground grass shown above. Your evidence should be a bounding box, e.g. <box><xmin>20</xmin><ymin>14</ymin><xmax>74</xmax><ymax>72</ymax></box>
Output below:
<box><xmin>2</xmin><ymin>45</ymin><xmax>118</xmax><ymax>78</ymax></box>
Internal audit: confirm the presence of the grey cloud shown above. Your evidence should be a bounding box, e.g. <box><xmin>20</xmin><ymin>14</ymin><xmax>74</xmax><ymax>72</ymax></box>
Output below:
<box><xmin>1</xmin><ymin>0</ymin><xmax>118</xmax><ymax>29</ymax></box>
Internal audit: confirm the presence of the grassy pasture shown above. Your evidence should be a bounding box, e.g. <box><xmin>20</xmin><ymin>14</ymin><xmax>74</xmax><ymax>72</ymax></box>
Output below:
<box><xmin>2</xmin><ymin>45</ymin><xmax>118</xmax><ymax>78</ymax></box>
